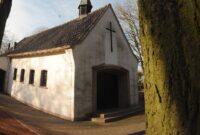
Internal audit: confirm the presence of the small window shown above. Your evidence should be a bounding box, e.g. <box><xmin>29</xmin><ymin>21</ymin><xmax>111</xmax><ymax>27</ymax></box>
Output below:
<box><xmin>29</xmin><ymin>70</ymin><xmax>35</xmax><ymax>85</ymax></box>
<box><xmin>40</xmin><ymin>70</ymin><xmax>47</xmax><ymax>87</ymax></box>
<box><xmin>13</xmin><ymin>68</ymin><xmax>17</xmax><ymax>80</ymax></box>
<box><xmin>20</xmin><ymin>69</ymin><xmax>25</xmax><ymax>82</ymax></box>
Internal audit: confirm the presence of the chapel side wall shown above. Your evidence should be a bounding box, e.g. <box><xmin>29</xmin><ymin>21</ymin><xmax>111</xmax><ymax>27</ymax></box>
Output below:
<box><xmin>0</xmin><ymin>56</ymin><xmax>9</xmax><ymax>71</ymax></box>
<box><xmin>0</xmin><ymin>56</ymin><xmax>11</xmax><ymax>93</ymax></box>
<box><xmin>8</xmin><ymin>50</ymin><xmax>75</xmax><ymax>121</ymax></box>
<box><xmin>73</xmin><ymin>8</ymin><xmax>138</xmax><ymax>119</ymax></box>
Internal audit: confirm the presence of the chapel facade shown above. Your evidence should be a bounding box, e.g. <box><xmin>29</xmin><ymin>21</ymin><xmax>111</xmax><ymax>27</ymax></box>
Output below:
<box><xmin>0</xmin><ymin>0</ymin><xmax>138</xmax><ymax>121</ymax></box>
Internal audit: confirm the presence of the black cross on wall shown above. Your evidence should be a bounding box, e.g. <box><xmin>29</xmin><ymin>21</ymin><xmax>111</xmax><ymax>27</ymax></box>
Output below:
<box><xmin>106</xmin><ymin>22</ymin><xmax>116</xmax><ymax>52</ymax></box>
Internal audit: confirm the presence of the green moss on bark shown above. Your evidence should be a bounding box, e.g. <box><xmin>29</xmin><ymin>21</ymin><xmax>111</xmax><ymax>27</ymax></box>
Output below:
<box><xmin>139</xmin><ymin>0</ymin><xmax>200</xmax><ymax>134</ymax></box>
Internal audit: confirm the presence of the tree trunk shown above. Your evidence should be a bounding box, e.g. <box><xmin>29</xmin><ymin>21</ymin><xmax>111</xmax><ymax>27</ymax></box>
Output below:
<box><xmin>138</xmin><ymin>0</ymin><xmax>200</xmax><ymax>135</ymax></box>
<box><xmin>0</xmin><ymin>0</ymin><xmax>12</xmax><ymax>46</ymax></box>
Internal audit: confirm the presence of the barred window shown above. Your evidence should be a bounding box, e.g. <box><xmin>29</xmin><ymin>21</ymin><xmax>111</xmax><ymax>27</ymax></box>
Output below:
<box><xmin>13</xmin><ymin>68</ymin><xmax>17</xmax><ymax>80</ymax></box>
<box><xmin>29</xmin><ymin>70</ymin><xmax>35</xmax><ymax>85</ymax></box>
<box><xmin>40</xmin><ymin>70</ymin><xmax>47</xmax><ymax>87</ymax></box>
<box><xmin>20</xmin><ymin>69</ymin><xmax>25</xmax><ymax>82</ymax></box>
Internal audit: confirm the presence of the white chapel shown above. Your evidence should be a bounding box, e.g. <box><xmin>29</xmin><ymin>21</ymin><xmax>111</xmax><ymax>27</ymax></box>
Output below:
<box><xmin>0</xmin><ymin>0</ymin><xmax>138</xmax><ymax>121</ymax></box>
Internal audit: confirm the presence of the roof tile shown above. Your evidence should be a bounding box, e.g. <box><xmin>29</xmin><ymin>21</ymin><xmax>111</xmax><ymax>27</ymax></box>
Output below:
<box><xmin>11</xmin><ymin>5</ymin><xmax>109</xmax><ymax>54</ymax></box>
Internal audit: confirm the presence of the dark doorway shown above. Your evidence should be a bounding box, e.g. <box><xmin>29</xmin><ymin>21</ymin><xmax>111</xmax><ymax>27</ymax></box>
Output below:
<box><xmin>0</xmin><ymin>70</ymin><xmax>6</xmax><ymax>93</ymax></box>
<box><xmin>97</xmin><ymin>72</ymin><xmax>119</xmax><ymax>110</ymax></box>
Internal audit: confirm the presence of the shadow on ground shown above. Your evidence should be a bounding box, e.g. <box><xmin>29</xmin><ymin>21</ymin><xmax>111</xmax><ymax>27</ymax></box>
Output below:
<box><xmin>0</xmin><ymin>132</ymin><xmax>7</xmax><ymax>135</ymax></box>
<box><xmin>129</xmin><ymin>130</ymin><xmax>145</xmax><ymax>135</ymax></box>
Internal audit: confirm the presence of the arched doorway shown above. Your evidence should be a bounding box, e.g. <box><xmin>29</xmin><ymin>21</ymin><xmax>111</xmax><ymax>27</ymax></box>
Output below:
<box><xmin>0</xmin><ymin>69</ymin><xmax>6</xmax><ymax>93</ymax></box>
<box><xmin>93</xmin><ymin>65</ymin><xmax>130</xmax><ymax>111</ymax></box>
<box><xmin>97</xmin><ymin>71</ymin><xmax>119</xmax><ymax>110</ymax></box>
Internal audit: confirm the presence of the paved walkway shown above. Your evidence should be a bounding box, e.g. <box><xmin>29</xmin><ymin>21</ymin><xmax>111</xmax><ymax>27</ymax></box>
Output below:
<box><xmin>0</xmin><ymin>94</ymin><xmax>145</xmax><ymax>135</ymax></box>
<box><xmin>0</xmin><ymin>109</ymin><xmax>37</xmax><ymax>135</ymax></box>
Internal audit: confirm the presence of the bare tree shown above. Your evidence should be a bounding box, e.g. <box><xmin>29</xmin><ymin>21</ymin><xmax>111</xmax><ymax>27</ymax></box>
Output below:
<box><xmin>0</xmin><ymin>0</ymin><xmax>12</xmax><ymax>46</ymax></box>
<box><xmin>0</xmin><ymin>30</ymin><xmax>16</xmax><ymax>54</ymax></box>
<box><xmin>115</xmin><ymin>0</ymin><xmax>143</xmax><ymax>71</ymax></box>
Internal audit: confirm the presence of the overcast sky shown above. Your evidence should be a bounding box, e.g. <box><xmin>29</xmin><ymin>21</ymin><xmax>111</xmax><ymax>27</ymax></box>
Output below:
<box><xmin>4</xmin><ymin>0</ymin><xmax>123</xmax><ymax>41</ymax></box>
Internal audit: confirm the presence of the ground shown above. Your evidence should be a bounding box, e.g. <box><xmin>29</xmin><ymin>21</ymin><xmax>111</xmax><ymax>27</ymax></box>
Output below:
<box><xmin>0</xmin><ymin>109</ymin><xmax>36</xmax><ymax>135</ymax></box>
<box><xmin>0</xmin><ymin>94</ymin><xmax>145</xmax><ymax>135</ymax></box>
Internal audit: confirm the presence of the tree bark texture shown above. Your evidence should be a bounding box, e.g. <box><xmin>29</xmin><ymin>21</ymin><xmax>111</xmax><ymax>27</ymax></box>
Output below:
<box><xmin>0</xmin><ymin>0</ymin><xmax>12</xmax><ymax>46</ymax></box>
<box><xmin>138</xmin><ymin>0</ymin><xmax>200</xmax><ymax>135</ymax></box>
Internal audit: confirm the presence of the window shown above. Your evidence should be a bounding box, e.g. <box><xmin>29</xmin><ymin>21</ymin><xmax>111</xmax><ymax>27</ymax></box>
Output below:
<box><xmin>40</xmin><ymin>70</ymin><xmax>47</xmax><ymax>87</ymax></box>
<box><xmin>29</xmin><ymin>70</ymin><xmax>35</xmax><ymax>85</ymax></box>
<box><xmin>13</xmin><ymin>68</ymin><xmax>17</xmax><ymax>80</ymax></box>
<box><xmin>20</xmin><ymin>69</ymin><xmax>25</xmax><ymax>82</ymax></box>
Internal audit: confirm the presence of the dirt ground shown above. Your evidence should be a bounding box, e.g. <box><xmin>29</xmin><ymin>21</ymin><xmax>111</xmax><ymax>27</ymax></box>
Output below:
<box><xmin>0</xmin><ymin>94</ymin><xmax>145</xmax><ymax>135</ymax></box>
<box><xmin>0</xmin><ymin>109</ymin><xmax>37</xmax><ymax>135</ymax></box>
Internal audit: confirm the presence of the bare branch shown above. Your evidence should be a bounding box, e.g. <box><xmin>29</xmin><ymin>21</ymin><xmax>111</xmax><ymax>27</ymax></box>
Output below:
<box><xmin>115</xmin><ymin>0</ymin><xmax>144</xmax><ymax>71</ymax></box>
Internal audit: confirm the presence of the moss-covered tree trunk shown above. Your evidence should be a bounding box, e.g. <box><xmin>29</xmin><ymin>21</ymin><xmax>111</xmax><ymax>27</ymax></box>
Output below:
<box><xmin>0</xmin><ymin>0</ymin><xmax>12</xmax><ymax>46</ymax></box>
<box><xmin>138</xmin><ymin>0</ymin><xmax>200</xmax><ymax>135</ymax></box>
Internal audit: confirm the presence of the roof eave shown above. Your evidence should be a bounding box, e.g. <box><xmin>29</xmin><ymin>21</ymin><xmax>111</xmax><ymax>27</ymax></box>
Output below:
<box><xmin>8</xmin><ymin>45</ymin><xmax>71</xmax><ymax>58</ymax></box>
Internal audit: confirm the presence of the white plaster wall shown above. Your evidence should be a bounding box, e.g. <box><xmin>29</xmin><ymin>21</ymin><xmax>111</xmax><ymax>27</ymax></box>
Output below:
<box><xmin>0</xmin><ymin>56</ymin><xmax>9</xmax><ymax>71</ymax></box>
<box><xmin>8</xmin><ymin>49</ymin><xmax>75</xmax><ymax>120</ymax></box>
<box><xmin>73</xmin><ymin>7</ymin><xmax>138</xmax><ymax>119</ymax></box>
<box><xmin>0</xmin><ymin>56</ymin><xmax>10</xmax><ymax>92</ymax></box>
<box><xmin>105</xmin><ymin>31</ymin><xmax>118</xmax><ymax>65</ymax></box>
